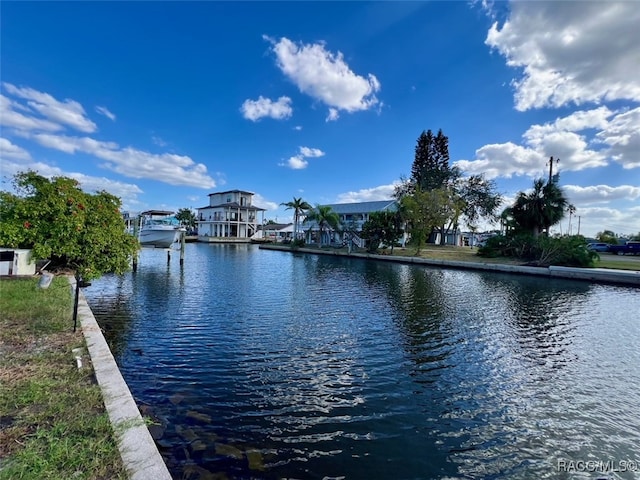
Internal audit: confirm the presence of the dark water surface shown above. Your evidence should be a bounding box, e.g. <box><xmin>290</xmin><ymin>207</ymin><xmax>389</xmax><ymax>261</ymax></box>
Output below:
<box><xmin>84</xmin><ymin>244</ymin><xmax>640</xmax><ymax>480</ymax></box>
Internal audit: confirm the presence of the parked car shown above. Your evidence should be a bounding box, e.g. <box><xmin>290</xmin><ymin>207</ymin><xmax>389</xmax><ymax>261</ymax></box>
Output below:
<box><xmin>607</xmin><ymin>241</ymin><xmax>640</xmax><ymax>255</ymax></box>
<box><xmin>586</xmin><ymin>242</ymin><xmax>610</xmax><ymax>252</ymax></box>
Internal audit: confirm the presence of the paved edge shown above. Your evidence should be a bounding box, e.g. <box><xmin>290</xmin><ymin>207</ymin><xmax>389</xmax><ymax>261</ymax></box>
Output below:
<box><xmin>259</xmin><ymin>245</ymin><xmax>640</xmax><ymax>287</ymax></box>
<box><xmin>71</xmin><ymin>278</ymin><xmax>172</xmax><ymax>480</ymax></box>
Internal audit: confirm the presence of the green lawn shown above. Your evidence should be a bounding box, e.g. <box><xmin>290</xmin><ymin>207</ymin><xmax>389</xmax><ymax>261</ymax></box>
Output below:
<box><xmin>0</xmin><ymin>277</ymin><xmax>126</xmax><ymax>480</ymax></box>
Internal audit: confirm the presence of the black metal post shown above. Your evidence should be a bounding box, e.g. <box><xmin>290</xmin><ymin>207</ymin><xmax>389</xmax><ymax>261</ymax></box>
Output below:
<box><xmin>72</xmin><ymin>274</ymin><xmax>80</xmax><ymax>332</ymax></box>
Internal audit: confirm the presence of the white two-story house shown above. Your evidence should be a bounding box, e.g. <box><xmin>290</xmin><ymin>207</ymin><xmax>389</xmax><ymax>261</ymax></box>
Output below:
<box><xmin>197</xmin><ymin>190</ymin><xmax>265</xmax><ymax>242</ymax></box>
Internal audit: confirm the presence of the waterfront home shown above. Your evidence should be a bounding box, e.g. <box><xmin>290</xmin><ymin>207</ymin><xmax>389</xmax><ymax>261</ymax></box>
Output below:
<box><xmin>197</xmin><ymin>190</ymin><xmax>266</xmax><ymax>242</ymax></box>
<box><xmin>300</xmin><ymin>200</ymin><xmax>403</xmax><ymax>247</ymax></box>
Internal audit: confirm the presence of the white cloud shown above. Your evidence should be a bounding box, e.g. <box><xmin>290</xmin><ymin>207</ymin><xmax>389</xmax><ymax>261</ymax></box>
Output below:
<box><xmin>281</xmin><ymin>155</ymin><xmax>308</xmax><ymax>170</ymax></box>
<box><xmin>95</xmin><ymin>106</ymin><xmax>116</xmax><ymax>121</ymax></box>
<box><xmin>252</xmin><ymin>193</ymin><xmax>279</xmax><ymax>211</ymax></box>
<box><xmin>3</xmin><ymin>83</ymin><xmax>97</xmax><ymax>132</ymax></box>
<box><xmin>0</xmin><ymin>157</ymin><xmax>143</xmax><ymax>206</ymax></box>
<box><xmin>241</xmin><ymin>95</ymin><xmax>293</xmax><ymax>121</ymax></box>
<box><xmin>299</xmin><ymin>146</ymin><xmax>324</xmax><ymax>158</ymax></box>
<box><xmin>278</xmin><ymin>146</ymin><xmax>325</xmax><ymax>170</ymax></box>
<box><xmin>454</xmin><ymin>141</ymin><xmax>545</xmax><ymax>179</ymax></box>
<box><xmin>0</xmin><ymin>137</ymin><xmax>32</xmax><ymax>161</ymax></box>
<box><xmin>26</xmin><ymin>132</ymin><xmax>216</xmax><ymax>189</ymax></box>
<box><xmin>563</xmin><ymin>205</ymin><xmax>640</xmax><ymax>238</ymax></box>
<box><xmin>265</xmin><ymin>36</ymin><xmax>380</xmax><ymax>119</ymax></box>
<box><xmin>335</xmin><ymin>183</ymin><xmax>398</xmax><ymax>203</ymax></box>
<box><xmin>485</xmin><ymin>2</ymin><xmax>640</xmax><ymax>110</ymax></box>
<box><xmin>563</xmin><ymin>184</ymin><xmax>640</xmax><ymax>205</ymax></box>
<box><xmin>595</xmin><ymin>107</ymin><xmax>640</xmax><ymax>169</ymax></box>
<box><xmin>454</xmin><ymin>107</ymin><xmax>637</xmax><ymax>178</ymax></box>
<box><xmin>326</xmin><ymin>108</ymin><xmax>339</xmax><ymax>122</ymax></box>
<box><xmin>293</xmin><ymin>125</ymin><xmax>303</xmax><ymax>131</ymax></box>
<box><xmin>0</xmin><ymin>94</ymin><xmax>62</xmax><ymax>132</ymax></box>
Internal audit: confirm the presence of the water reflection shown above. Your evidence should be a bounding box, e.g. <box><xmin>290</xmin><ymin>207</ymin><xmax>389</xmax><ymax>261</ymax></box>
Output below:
<box><xmin>85</xmin><ymin>245</ymin><xmax>640</xmax><ymax>480</ymax></box>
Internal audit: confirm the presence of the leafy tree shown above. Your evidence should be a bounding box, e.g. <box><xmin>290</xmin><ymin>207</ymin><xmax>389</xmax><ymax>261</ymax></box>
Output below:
<box><xmin>399</xmin><ymin>129</ymin><xmax>500</xmax><ymax>245</ymax></box>
<box><xmin>629</xmin><ymin>232</ymin><xmax>640</xmax><ymax>241</ymax></box>
<box><xmin>281</xmin><ymin>197</ymin><xmax>311</xmax><ymax>240</ymax></box>
<box><xmin>305</xmin><ymin>204</ymin><xmax>340</xmax><ymax>246</ymax></box>
<box><xmin>400</xmin><ymin>188</ymin><xmax>452</xmax><ymax>254</ymax></box>
<box><xmin>596</xmin><ymin>230</ymin><xmax>618</xmax><ymax>244</ymax></box>
<box><xmin>175</xmin><ymin>208</ymin><xmax>197</xmax><ymax>232</ymax></box>
<box><xmin>361</xmin><ymin>210</ymin><xmax>404</xmax><ymax>253</ymax></box>
<box><xmin>511</xmin><ymin>178</ymin><xmax>568</xmax><ymax>237</ymax></box>
<box><xmin>409</xmin><ymin>129</ymin><xmax>458</xmax><ymax>192</ymax></box>
<box><xmin>0</xmin><ymin>171</ymin><xmax>138</xmax><ymax>281</ymax></box>
<box><xmin>458</xmin><ymin>175</ymin><xmax>503</xmax><ymax>231</ymax></box>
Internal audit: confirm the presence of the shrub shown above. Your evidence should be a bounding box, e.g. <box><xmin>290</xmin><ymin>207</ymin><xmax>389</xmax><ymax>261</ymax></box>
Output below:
<box><xmin>477</xmin><ymin>233</ymin><xmax>597</xmax><ymax>267</ymax></box>
<box><xmin>290</xmin><ymin>238</ymin><xmax>305</xmax><ymax>249</ymax></box>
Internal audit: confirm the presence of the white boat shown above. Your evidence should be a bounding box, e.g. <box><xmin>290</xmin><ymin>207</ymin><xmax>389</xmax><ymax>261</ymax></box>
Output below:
<box><xmin>137</xmin><ymin>210</ymin><xmax>186</xmax><ymax>248</ymax></box>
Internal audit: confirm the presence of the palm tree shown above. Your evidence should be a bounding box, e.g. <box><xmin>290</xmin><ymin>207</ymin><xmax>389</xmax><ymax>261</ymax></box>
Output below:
<box><xmin>280</xmin><ymin>197</ymin><xmax>311</xmax><ymax>240</ymax></box>
<box><xmin>567</xmin><ymin>204</ymin><xmax>576</xmax><ymax>235</ymax></box>
<box><xmin>511</xmin><ymin>178</ymin><xmax>568</xmax><ymax>237</ymax></box>
<box><xmin>305</xmin><ymin>205</ymin><xmax>340</xmax><ymax>246</ymax></box>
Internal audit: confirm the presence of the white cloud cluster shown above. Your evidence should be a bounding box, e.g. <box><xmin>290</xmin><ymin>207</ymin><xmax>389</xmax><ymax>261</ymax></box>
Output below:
<box><xmin>563</xmin><ymin>184</ymin><xmax>640</xmax><ymax>205</ymax></box>
<box><xmin>0</xmin><ymin>83</ymin><xmax>216</xmax><ymax>190</ymax></box>
<box><xmin>240</xmin><ymin>95</ymin><xmax>293</xmax><ymax>121</ymax></box>
<box><xmin>486</xmin><ymin>2</ymin><xmax>640</xmax><ymax>111</ymax></box>
<box><xmin>454</xmin><ymin>106</ymin><xmax>639</xmax><ymax>178</ymax></box>
<box><xmin>0</xmin><ymin>137</ymin><xmax>32</xmax><ymax>161</ymax></box>
<box><xmin>279</xmin><ymin>146</ymin><xmax>325</xmax><ymax>170</ymax></box>
<box><xmin>265</xmin><ymin>36</ymin><xmax>381</xmax><ymax>120</ymax></box>
<box><xmin>4</xmin><ymin>83</ymin><xmax>97</xmax><ymax>132</ymax></box>
<box><xmin>336</xmin><ymin>183</ymin><xmax>397</xmax><ymax>203</ymax></box>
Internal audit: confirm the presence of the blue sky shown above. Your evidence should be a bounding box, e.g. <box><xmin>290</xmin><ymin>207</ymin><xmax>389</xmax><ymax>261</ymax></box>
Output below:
<box><xmin>1</xmin><ymin>1</ymin><xmax>638</xmax><ymax>238</ymax></box>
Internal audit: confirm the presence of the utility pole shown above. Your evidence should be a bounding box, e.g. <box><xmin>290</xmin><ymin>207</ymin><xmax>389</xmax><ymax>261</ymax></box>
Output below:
<box><xmin>577</xmin><ymin>216</ymin><xmax>581</xmax><ymax>236</ymax></box>
<box><xmin>547</xmin><ymin>156</ymin><xmax>560</xmax><ymax>184</ymax></box>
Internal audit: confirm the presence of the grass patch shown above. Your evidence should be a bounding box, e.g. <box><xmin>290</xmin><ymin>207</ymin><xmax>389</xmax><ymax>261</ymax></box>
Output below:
<box><xmin>593</xmin><ymin>257</ymin><xmax>640</xmax><ymax>271</ymax></box>
<box><xmin>0</xmin><ymin>276</ymin><xmax>126</xmax><ymax>480</ymax></box>
<box><xmin>289</xmin><ymin>243</ymin><xmax>639</xmax><ymax>271</ymax></box>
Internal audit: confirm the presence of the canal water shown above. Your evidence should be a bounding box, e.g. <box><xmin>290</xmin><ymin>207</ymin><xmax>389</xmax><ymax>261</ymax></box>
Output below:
<box><xmin>84</xmin><ymin>243</ymin><xmax>640</xmax><ymax>480</ymax></box>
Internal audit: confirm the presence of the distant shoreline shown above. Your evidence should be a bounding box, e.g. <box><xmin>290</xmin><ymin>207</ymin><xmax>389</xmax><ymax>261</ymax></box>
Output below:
<box><xmin>258</xmin><ymin>244</ymin><xmax>640</xmax><ymax>287</ymax></box>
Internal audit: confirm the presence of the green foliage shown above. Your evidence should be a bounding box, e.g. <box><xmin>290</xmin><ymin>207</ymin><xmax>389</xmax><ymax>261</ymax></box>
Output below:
<box><xmin>477</xmin><ymin>233</ymin><xmax>597</xmax><ymax>267</ymax></box>
<box><xmin>397</xmin><ymin>129</ymin><xmax>501</xmax><ymax>245</ymax></box>
<box><xmin>290</xmin><ymin>238</ymin><xmax>305</xmax><ymax>249</ymax></box>
<box><xmin>175</xmin><ymin>208</ymin><xmax>197</xmax><ymax>231</ymax></box>
<box><xmin>361</xmin><ymin>210</ymin><xmax>404</xmax><ymax>253</ymax></box>
<box><xmin>306</xmin><ymin>204</ymin><xmax>340</xmax><ymax>246</ymax></box>
<box><xmin>281</xmin><ymin>197</ymin><xmax>311</xmax><ymax>240</ymax></box>
<box><xmin>536</xmin><ymin>235</ymin><xmax>598</xmax><ymax>267</ymax></box>
<box><xmin>400</xmin><ymin>188</ymin><xmax>452</xmax><ymax>254</ymax></box>
<box><xmin>459</xmin><ymin>174</ymin><xmax>503</xmax><ymax>228</ymax></box>
<box><xmin>511</xmin><ymin>178</ymin><xmax>568</xmax><ymax>237</ymax></box>
<box><xmin>0</xmin><ymin>171</ymin><xmax>138</xmax><ymax>280</ymax></box>
<box><xmin>410</xmin><ymin>129</ymin><xmax>458</xmax><ymax>192</ymax></box>
<box><xmin>596</xmin><ymin>230</ymin><xmax>618</xmax><ymax>244</ymax></box>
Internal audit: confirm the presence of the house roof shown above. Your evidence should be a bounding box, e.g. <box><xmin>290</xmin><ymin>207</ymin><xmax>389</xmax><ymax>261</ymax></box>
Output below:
<box><xmin>208</xmin><ymin>189</ymin><xmax>254</xmax><ymax>196</ymax></box>
<box><xmin>320</xmin><ymin>200</ymin><xmax>397</xmax><ymax>215</ymax></box>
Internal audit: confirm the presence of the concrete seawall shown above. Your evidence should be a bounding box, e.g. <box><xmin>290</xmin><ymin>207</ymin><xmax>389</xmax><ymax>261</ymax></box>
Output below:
<box><xmin>259</xmin><ymin>245</ymin><xmax>640</xmax><ymax>287</ymax></box>
<box><xmin>73</xmin><ymin>279</ymin><xmax>172</xmax><ymax>480</ymax></box>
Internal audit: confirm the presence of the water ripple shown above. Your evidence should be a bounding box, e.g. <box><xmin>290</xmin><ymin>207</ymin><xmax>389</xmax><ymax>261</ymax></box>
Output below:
<box><xmin>85</xmin><ymin>245</ymin><xmax>640</xmax><ymax>480</ymax></box>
